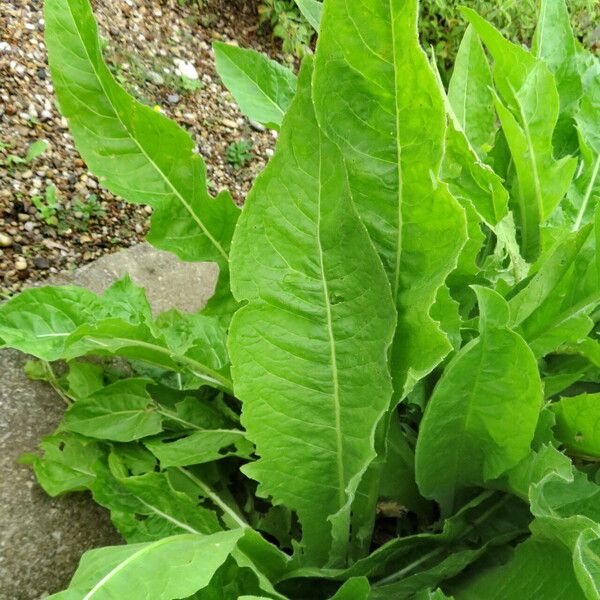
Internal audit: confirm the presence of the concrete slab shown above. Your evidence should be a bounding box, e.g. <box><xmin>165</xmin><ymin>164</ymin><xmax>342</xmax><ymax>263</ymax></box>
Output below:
<box><xmin>0</xmin><ymin>243</ymin><xmax>219</xmax><ymax>598</ymax></box>
<box><xmin>50</xmin><ymin>242</ymin><xmax>220</xmax><ymax>314</ymax></box>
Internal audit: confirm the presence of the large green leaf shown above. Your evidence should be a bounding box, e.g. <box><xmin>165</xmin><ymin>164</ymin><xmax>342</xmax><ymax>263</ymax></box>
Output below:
<box><xmin>295</xmin><ymin>0</ymin><xmax>322</xmax><ymax>32</ymax></box>
<box><xmin>144</xmin><ymin>429</ymin><xmax>253</xmax><ymax>467</ymax></box>
<box><xmin>65</xmin><ymin>318</ymin><xmax>233</xmax><ymax>392</ymax></box>
<box><xmin>0</xmin><ymin>281</ymin><xmax>233</xmax><ymax>392</ymax></box>
<box><xmin>64</xmin><ymin>378</ymin><xmax>163</xmax><ymax>442</ymax></box>
<box><xmin>569</xmin><ymin>129</ymin><xmax>600</xmax><ymax>231</ymax></box>
<box><xmin>213</xmin><ymin>42</ymin><xmax>297</xmax><ymax>130</ymax></box>
<box><xmin>551</xmin><ymin>393</ymin><xmax>600</xmax><ymax>458</ymax></box>
<box><xmin>66</xmin><ymin>360</ymin><xmax>105</xmax><ymax>398</ymax></box>
<box><xmin>436</xmin><ymin>52</ymin><xmax>508</xmax><ymax>229</ymax></box>
<box><xmin>0</xmin><ymin>286</ymin><xmax>101</xmax><ymax>360</ymax></box>
<box><xmin>48</xmin><ymin>531</ymin><xmax>244</xmax><ymax>600</ymax></box>
<box><xmin>91</xmin><ymin>458</ymin><xmax>222</xmax><ymax>543</ymax></box>
<box><xmin>415</xmin><ymin>288</ymin><xmax>542</xmax><ymax>511</ymax></box>
<box><xmin>509</xmin><ymin>224</ymin><xmax>600</xmax><ymax>358</ymax></box>
<box><xmin>464</xmin><ymin>8</ymin><xmax>577</xmax><ymax>261</ymax></box>
<box><xmin>229</xmin><ymin>59</ymin><xmax>396</xmax><ymax>567</ymax></box>
<box><xmin>313</xmin><ymin>0</ymin><xmax>466</xmax><ymax>396</ymax></box>
<box><xmin>532</xmin><ymin>0</ymin><xmax>582</xmax><ymax>154</ymax></box>
<box><xmin>45</xmin><ymin>0</ymin><xmax>239</xmax><ymax>266</ymax></box>
<box><xmin>20</xmin><ymin>432</ymin><xmax>103</xmax><ymax>496</ymax></box>
<box><xmin>570</xmin><ymin>55</ymin><xmax>600</xmax><ymax>231</ymax></box>
<box><xmin>451</xmin><ymin>537</ymin><xmax>586</xmax><ymax>600</ymax></box>
<box><xmin>448</xmin><ymin>25</ymin><xmax>495</xmax><ymax>158</ymax></box>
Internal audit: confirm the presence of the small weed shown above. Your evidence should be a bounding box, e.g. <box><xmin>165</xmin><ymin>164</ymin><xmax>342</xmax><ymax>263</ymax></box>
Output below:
<box><xmin>259</xmin><ymin>0</ymin><xmax>314</xmax><ymax>58</ymax></box>
<box><xmin>178</xmin><ymin>75</ymin><xmax>202</xmax><ymax>93</ymax></box>
<box><xmin>1</xmin><ymin>140</ymin><xmax>48</xmax><ymax>167</ymax></box>
<box><xmin>73</xmin><ymin>194</ymin><xmax>106</xmax><ymax>231</ymax></box>
<box><xmin>177</xmin><ymin>0</ymin><xmax>204</xmax><ymax>8</ymax></box>
<box><xmin>226</xmin><ymin>139</ymin><xmax>253</xmax><ymax>169</ymax></box>
<box><xmin>31</xmin><ymin>185</ymin><xmax>60</xmax><ymax>227</ymax></box>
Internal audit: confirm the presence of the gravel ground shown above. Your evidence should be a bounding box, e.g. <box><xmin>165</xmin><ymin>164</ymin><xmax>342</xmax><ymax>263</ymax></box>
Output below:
<box><xmin>0</xmin><ymin>0</ymin><xmax>282</xmax><ymax>297</ymax></box>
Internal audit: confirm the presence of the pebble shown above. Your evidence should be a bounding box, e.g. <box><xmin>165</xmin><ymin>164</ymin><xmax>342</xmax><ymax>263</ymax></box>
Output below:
<box><xmin>167</xmin><ymin>94</ymin><xmax>180</xmax><ymax>104</ymax></box>
<box><xmin>32</xmin><ymin>256</ymin><xmax>50</xmax><ymax>269</ymax></box>
<box><xmin>173</xmin><ymin>58</ymin><xmax>198</xmax><ymax>80</ymax></box>
<box><xmin>0</xmin><ymin>233</ymin><xmax>13</xmax><ymax>247</ymax></box>
<box><xmin>14</xmin><ymin>257</ymin><xmax>28</xmax><ymax>271</ymax></box>
<box><xmin>23</xmin><ymin>222</ymin><xmax>36</xmax><ymax>232</ymax></box>
<box><xmin>221</xmin><ymin>118</ymin><xmax>238</xmax><ymax>129</ymax></box>
<box><xmin>249</xmin><ymin>119</ymin><xmax>266</xmax><ymax>132</ymax></box>
<box><xmin>146</xmin><ymin>70</ymin><xmax>164</xmax><ymax>86</ymax></box>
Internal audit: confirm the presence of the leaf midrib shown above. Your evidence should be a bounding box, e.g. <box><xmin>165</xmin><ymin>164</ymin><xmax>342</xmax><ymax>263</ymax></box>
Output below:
<box><xmin>82</xmin><ymin>536</ymin><xmax>182</xmax><ymax>599</ymax></box>
<box><xmin>61</xmin><ymin>0</ymin><xmax>229</xmax><ymax>262</ymax></box>
<box><xmin>388</xmin><ymin>0</ymin><xmax>403</xmax><ymax>303</ymax></box>
<box><xmin>78</xmin><ymin>335</ymin><xmax>234</xmax><ymax>393</ymax></box>
<box><xmin>315</xmin><ymin>132</ymin><xmax>345</xmax><ymax>511</ymax></box>
<box><xmin>510</xmin><ymin>81</ymin><xmax>543</xmax><ymax>251</ymax></box>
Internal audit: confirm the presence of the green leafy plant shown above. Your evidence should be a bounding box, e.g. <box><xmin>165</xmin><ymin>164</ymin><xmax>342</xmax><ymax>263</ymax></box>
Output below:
<box><xmin>31</xmin><ymin>184</ymin><xmax>60</xmax><ymax>227</ymax></box>
<box><xmin>178</xmin><ymin>75</ymin><xmax>203</xmax><ymax>92</ymax></box>
<box><xmin>1</xmin><ymin>139</ymin><xmax>48</xmax><ymax>167</ymax></box>
<box><xmin>72</xmin><ymin>194</ymin><xmax>106</xmax><ymax>230</ymax></box>
<box><xmin>420</xmin><ymin>0</ymin><xmax>599</xmax><ymax>77</ymax></box>
<box><xmin>1</xmin><ymin>0</ymin><xmax>600</xmax><ymax>597</ymax></box>
<box><xmin>226</xmin><ymin>139</ymin><xmax>253</xmax><ymax>169</ymax></box>
<box><xmin>258</xmin><ymin>0</ymin><xmax>315</xmax><ymax>57</ymax></box>
<box><xmin>264</xmin><ymin>0</ymin><xmax>599</xmax><ymax>65</ymax></box>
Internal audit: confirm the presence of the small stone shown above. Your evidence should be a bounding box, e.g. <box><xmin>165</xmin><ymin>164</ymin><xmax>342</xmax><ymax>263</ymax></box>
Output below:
<box><xmin>15</xmin><ymin>257</ymin><xmax>28</xmax><ymax>271</ymax></box>
<box><xmin>86</xmin><ymin>178</ymin><xmax>98</xmax><ymax>189</ymax></box>
<box><xmin>221</xmin><ymin>118</ymin><xmax>238</xmax><ymax>129</ymax></box>
<box><xmin>146</xmin><ymin>70</ymin><xmax>164</xmax><ymax>86</ymax></box>
<box><xmin>23</xmin><ymin>221</ymin><xmax>36</xmax><ymax>232</ymax></box>
<box><xmin>36</xmin><ymin>67</ymin><xmax>47</xmax><ymax>80</ymax></box>
<box><xmin>0</xmin><ymin>233</ymin><xmax>13</xmax><ymax>247</ymax></box>
<box><xmin>18</xmin><ymin>213</ymin><xmax>29</xmax><ymax>223</ymax></box>
<box><xmin>144</xmin><ymin>205</ymin><xmax>153</xmax><ymax>215</ymax></box>
<box><xmin>167</xmin><ymin>94</ymin><xmax>180</xmax><ymax>104</ymax></box>
<box><xmin>265</xmin><ymin>148</ymin><xmax>274</xmax><ymax>158</ymax></box>
<box><xmin>0</xmin><ymin>42</ymin><xmax>11</xmax><ymax>53</ymax></box>
<box><xmin>40</xmin><ymin>110</ymin><xmax>52</xmax><ymax>121</ymax></box>
<box><xmin>32</xmin><ymin>256</ymin><xmax>50</xmax><ymax>269</ymax></box>
<box><xmin>79</xmin><ymin>234</ymin><xmax>92</xmax><ymax>244</ymax></box>
<box><xmin>249</xmin><ymin>119</ymin><xmax>266</xmax><ymax>132</ymax></box>
<box><xmin>173</xmin><ymin>58</ymin><xmax>198</xmax><ymax>80</ymax></box>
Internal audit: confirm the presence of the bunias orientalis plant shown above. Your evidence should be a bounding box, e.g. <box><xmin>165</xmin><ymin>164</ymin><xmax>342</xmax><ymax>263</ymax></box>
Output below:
<box><xmin>1</xmin><ymin>0</ymin><xmax>599</xmax><ymax>597</ymax></box>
